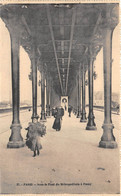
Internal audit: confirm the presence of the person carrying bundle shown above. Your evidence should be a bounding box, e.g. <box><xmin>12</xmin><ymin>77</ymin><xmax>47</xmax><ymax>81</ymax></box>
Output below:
<box><xmin>25</xmin><ymin>119</ymin><xmax>46</xmax><ymax>157</ymax></box>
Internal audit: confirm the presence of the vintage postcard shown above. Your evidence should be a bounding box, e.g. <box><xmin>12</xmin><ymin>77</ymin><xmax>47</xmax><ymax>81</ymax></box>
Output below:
<box><xmin>0</xmin><ymin>0</ymin><xmax>120</xmax><ymax>195</ymax></box>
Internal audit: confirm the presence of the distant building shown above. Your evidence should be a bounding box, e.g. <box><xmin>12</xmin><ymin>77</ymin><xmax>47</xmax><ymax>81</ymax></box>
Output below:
<box><xmin>94</xmin><ymin>91</ymin><xmax>104</xmax><ymax>106</ymax></box>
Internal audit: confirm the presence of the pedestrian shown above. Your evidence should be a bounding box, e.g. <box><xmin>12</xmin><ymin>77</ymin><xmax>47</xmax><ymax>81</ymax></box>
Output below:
<box><xmin>52</xmin><ymin>106</ymin><xmax>64</xmax><ymax>131</ymax></box>
<box><xmin>116</xmin><ymin>104</ymin><xmax>120</xmax><ymax>115</ymax></box>
<box><xmin>25</xmin><ymin>119</ymin><xmax>46</xmax><ymax>157</ymax></box>
<box><xmin>68</xmin><ymin>105</ymin><xmax>72</xmax><ymax>117</ymax></box>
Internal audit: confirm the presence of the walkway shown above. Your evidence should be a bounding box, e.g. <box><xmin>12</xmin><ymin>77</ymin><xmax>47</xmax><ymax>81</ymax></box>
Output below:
<box><xmin>0</xmin><ymin>109</ymin><xmax>120</xmax><ymax>194</ymax></box>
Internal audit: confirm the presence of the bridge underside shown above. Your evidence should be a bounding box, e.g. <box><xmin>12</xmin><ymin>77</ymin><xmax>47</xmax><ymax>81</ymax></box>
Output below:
<box><xmin>0</xmin><ymin>3</ymin><xmax>119</xmax><ymax>148</ymax></box>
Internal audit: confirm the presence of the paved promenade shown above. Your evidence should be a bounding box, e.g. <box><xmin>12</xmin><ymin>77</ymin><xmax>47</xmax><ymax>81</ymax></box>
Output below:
<box><xmin>0</xmin><ymin>109</ymin><xmax>120</xmax><ymax>194</ymax></box>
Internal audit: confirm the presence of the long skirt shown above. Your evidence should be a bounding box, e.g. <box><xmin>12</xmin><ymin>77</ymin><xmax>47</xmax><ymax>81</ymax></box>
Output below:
<box><xmin>52</xmin><ymin>117</ymin><xmax>61</xmax><ymax>130</ymax></box>
<box><xmin>26</xmin><ymin>136</ymin><xmax>42</xmax><ymax>151</ymax></box>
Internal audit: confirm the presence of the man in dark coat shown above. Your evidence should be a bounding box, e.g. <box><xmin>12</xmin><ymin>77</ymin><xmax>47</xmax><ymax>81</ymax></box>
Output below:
<box><xmin>68</xmin><ymin>105</ymin><xmax>72</xmax><ymax>117</ymax></box>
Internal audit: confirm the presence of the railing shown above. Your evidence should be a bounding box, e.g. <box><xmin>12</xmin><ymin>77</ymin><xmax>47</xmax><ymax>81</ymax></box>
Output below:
<box><xmin>0</xmin><ymin>106</ymin><xmax>32</xmax><ymax>113</ymax></box>
<box><xmin>93</xmin><ymin>105</ymin><xmax>120</xmax><ymax>115</ymax></box>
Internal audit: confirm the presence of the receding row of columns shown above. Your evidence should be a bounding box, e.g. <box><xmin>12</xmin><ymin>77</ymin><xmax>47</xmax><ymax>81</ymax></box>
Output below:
<box><xmin>70</xmin><ymin>24</ymin><xmax>118</xmax><ymax>149</ymax></box>
<box><xmin>7</xmin><ymin>31</ymin><xmax>59</xmax><ymax>148</ymax></box>
<box><xmin>7</xmin><ymin>14</ymin><xmax>118</xmax><ymax>149</ymax></box>
<box><xmin>74</xmin><ymin>56</ymin><xmax>97</xmax><ymax>130</ymax></box>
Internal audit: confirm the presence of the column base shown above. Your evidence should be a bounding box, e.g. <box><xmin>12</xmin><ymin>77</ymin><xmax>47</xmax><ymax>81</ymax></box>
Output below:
<box><xmin>77</xmin><ymin>114</ymin><xmax>81</xmax><ymax>118</ymax></box>
<box><xmin>40</xmin><ymin>119</ymin><xmax>47</xmax><ymax>122</ymax></box>
<box><xmin>7</xmin><ymin>140</ymin><xmax>25</xmax><ymax>148</ymax></box>
<box><xmin>99</xmin><ymin>123</ymin><xmax>117</xmax><ymax>148</ymax></box>
<box><xmin>8</xmin><ymin>123</ymin><xmax>24</xmax><ymax>147</ymax></box>
<box><xmin>80</xmin><ymin>112</ymin><xmax>86</xmax><ymax>122</ymax></box>
<box><xmin>46</xmin><ymin>111</ymin><xmax>50</xmax><ymax>117</ymax></box>
<box><xmin>46</xmin><ymin>116</ymin><xmax>51</xmax><ymax>118</ymax></box>
<box><xmin>86</xmin><ymin>114</ymin><xmax>96</xmax><ymax>130</ymax></box>
<box><xmin>99</xmin><ymin>141</ymin><xmax>117</xmax><ymax>149</ymax></box>
<box><xmin>40</xmin><ymin>111</ymin><xmax>46</xmax><ymax>122</ymax></box>
<box><xmin>46</xmin><ymin>111</ymin><xmax>51</xmax><ymax>118</ymax></box>
<box><xmin>80</xmin><ymin>119</ymin><xmax>87</xmax><ymax>122</ymax></box>
<box><xmin>86</xmin><ymin>125</ymin><xmax>97</xmax><ymax>130</ymax></box>
<box><xmin>76</xmin><ymin>111</ymin><xmax>81</xmax><ymax>118</ymax></box>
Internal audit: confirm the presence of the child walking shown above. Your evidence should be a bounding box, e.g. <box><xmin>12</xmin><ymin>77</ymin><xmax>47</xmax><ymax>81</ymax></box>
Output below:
<box><xmin>25</xmin><ymin>120</ymin><xmax>46</xmax><ymax>157</ymax></box>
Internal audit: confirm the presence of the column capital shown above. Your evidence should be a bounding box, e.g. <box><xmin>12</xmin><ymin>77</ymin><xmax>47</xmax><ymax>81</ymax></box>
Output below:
<box><xmin>1</xmin><ymin>6</ymin><xmax>23</xmax><ymax>39</ymax></box>
<box><xmin>43</xmin><ymin>63</ymin><xmax>48</xmax><ymax>77</ymax></box>
<box><xmin>28</xmin><ymin>71</ymin><xmax>32</xmax><ymax>81</ymax></box>
<box><xmin>81</xmin><ymin>63</ymin><xmax>88</xmax><ymax>74</ymax></box>
<box><xmin>30</xmin><ymin>44</ymin><xmax>38</xmax><ymax>60</ymax></box>
<box><xmin>100</xmin><ymin>4</ymin><xmax>119</xmax><ymax>30</ymax></box>
<box><xmin>38</xmin><ymin>63</ymin><xmax>47</xmax><ymax>75</ymax></box>
<box><xmin>87</xmin><ymin>44</ymin><xmax>101</xmax><ymax>61</ymax></box>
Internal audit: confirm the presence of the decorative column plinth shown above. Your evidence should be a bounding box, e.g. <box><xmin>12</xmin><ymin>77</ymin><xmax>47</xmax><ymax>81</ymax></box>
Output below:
<box><xmin>80</xmin><ymin>120</ymin><xmax>87</xmax><ymax>123</ymax></box>
<box><xmin>7</xmin><ymin>124</ymin><xmax>25</xmax><ymax>148</ymax></box>
<box><xmin>86</xmin><ymin>114</ymin><xmax>97</xmax><ymax>130</ymax></box>
<box><xmin>80</xmin><ymin>111</ymin><xmax>87</xmax><ymax>122</ymax></box>
<box><xmin>49</xmin><ymin>108</ymin><xmax>52</xmax><ymax>117</ymax></box>
<box><xmin>46</xmin><ymin>115</ymin><xmax>51</xmax><ymax>118</ymax></box>
<box><xmin>80</xmin><ymin>115</ymin><xmax>87</xmax><ymax>122</ymax></box>
<box><xmin>99</xmin><ymin>124</ymin><xmax>117</xmax><ymax>148</ymax></box>
<box><xmin>86</xmin><ymin>126</ymin><xmax>97</xmax><ymax>130</ymax></box>
<box><xmin>77</xmin><ymin>110</ymin><xmax>81</xmax><ymax>118</ymax></box>
<box><xmin>99</xmin><ymin>141</ymin><xmax>117</xmax><ymax>149</ymax></box>
<box><xmin>7</xmin><ymin>141</ymin><xmax>25</xmax><ymax>148</ymax></box>
<box><xmin>86</xmin><ymin>119</ymin><xmax>97</xmax><ymax>129</ymax></box>
<box><xmin>40</xmin><ymin>111</ymin><xmax>47</xmax><ymax>122</ymax></box>
<box><xmin>46</xmin><ymin>105</ymin><xmax>51</xmax><ymax>118</ymax></box>
<box><xmin>46</xmin><ymin>114</ymin><xmax>51</xmax><ymax>118</ymax></box>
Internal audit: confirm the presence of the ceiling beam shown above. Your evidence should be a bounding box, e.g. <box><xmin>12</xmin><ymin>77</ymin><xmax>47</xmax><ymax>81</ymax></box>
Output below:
<box><xmin>26</xmin><ymin>24</ymin><xmax>96</xmax><ymax>27</ymax></box>
<box><xmin>58</xmin><ymin>8</ymin><xmax>65</xmax><ymax>56</ymax></box>
<box><xmin>21</xmin><ymin>15</ymin><xmax>32</xmax><ymax>36</ymax></box>
<box><xmin>38</xmin><ymin>49</ymin><xmax>87</xmax><ymax>52</ymax></box>
<box><xmin>45</xmin><ymin>60</ymin><xmax>81</xmax><ymax>63</ymax></box>
<box><xmin>65</xmin><ymin>8</ymin><xmax>76</xmax><ymax>95</ymax></box>
<box><xmin>90</xmin><ymin>12</ymin><xmax>102</xmax><ymax>42</ymax></box>
<box><xmin>46</xmin><ymin>5</ymin><xmax>63</xmax><ymax>95</ymax></box>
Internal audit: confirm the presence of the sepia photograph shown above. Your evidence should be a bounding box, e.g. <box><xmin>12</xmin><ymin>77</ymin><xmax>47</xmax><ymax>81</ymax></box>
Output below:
<box><xmin>0</xmin><ymin>0</ymin><xmax>120</xmax><ymax>194</ymax></box>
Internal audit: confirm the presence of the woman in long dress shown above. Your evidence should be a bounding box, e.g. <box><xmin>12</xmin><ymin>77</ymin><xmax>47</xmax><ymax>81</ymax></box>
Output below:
<box><xmin>52</xmin><ymin>107</ymin><xmax>63</xmax><ymax>131</ymax></box>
